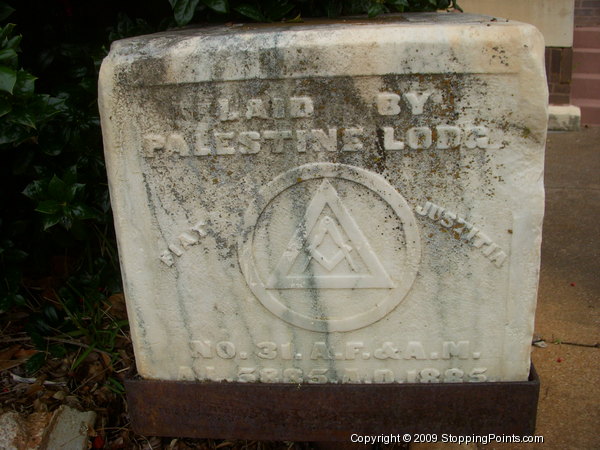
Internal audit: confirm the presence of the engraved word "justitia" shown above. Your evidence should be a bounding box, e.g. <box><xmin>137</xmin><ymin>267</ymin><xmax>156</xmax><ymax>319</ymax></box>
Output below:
<box><xmin>416</xmin><ymin>201</ymin><xmax>507</xmax><ymax>268</ymax></box>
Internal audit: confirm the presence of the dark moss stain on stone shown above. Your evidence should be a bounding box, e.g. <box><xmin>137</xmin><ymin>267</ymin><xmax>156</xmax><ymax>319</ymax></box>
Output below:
<box><xmin>129</xmin><ymin>57</ymin><xmax>170</xmax><ymax>88</ymax></box>
<box><xmin>372</xmin><ymin>127</ymin><xmax>387</xmax><ymax>174</ymax></box>
<box><xmin>210</xmin><ymin>219</ymin><xmax>237</xmax><ymax>261</ymax></box>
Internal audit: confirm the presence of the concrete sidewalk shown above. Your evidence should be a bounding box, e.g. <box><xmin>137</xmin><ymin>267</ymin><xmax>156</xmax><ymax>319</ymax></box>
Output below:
<box><xmin>487</xmin><ymin>126</ymin><xmax>600</xmax><ymax>449</ymax></box>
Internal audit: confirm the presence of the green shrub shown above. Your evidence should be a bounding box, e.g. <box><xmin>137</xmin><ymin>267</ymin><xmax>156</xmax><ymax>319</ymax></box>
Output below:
<box><xmin>1</xmin><ymin>0</ymin><xmax>461</xmax><ymax>364</ymax></box>
<box><xmin>0</xmin><ymin>2</ymin><xmax>123</xmax><ymax>365</ymax></box>
<box><xmin>168</xmin><ymin>0</ymin><xmax>462</xmax><ymax>26</ymax></box>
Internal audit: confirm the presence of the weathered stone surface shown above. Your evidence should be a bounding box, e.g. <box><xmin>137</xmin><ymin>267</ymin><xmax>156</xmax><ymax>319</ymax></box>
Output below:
<box><xmin>99</xmin><ymin>13</ymin><xmax>547</xmax><ymax>383</ymax></box>
<box><xmin>41</xmin><ymin>406</ymin><xmax>95</xmax><ymax>450</ymax></box>
<box><xmin>0</xmin><ymin>412</ymin><xmax>25</xmax><ymax>450</ymax></box>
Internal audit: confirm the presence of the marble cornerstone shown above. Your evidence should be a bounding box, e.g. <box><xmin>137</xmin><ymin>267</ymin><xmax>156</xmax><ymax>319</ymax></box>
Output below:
<box><xmin>99</xmin><ymin>14</ymin><xmax>548</xmax><ymax>383</ymax></box>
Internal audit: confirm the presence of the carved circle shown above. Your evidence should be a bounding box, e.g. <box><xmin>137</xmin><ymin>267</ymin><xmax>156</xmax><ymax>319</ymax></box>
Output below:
<box><xmin>239</xmin><ymin>163</ymin><xmax>421</xmax><ymax>332</ymax></box>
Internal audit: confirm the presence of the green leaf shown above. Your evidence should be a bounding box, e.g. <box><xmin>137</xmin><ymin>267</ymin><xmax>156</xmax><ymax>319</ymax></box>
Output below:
<box><xmin>63</xmin><ymin>166</ymin><xmax>78</xmax><ymax>185</ymax></box>
<box><xmin>43</xmin><ymin>304</ymin><xmax>60</xmax><ymax>323</ymax></box>
<box><xmin>201</xmin><ymin>0</ymin><xmax>228</xmax><ymax>14</ymax></box>
<box><xmin>69</xmin><ymin>183</ymin><xmax>85</xmax><ymax>200</ymax></box>
<box><xmin>115</xmin><ymin>319</ymin><xmax>129</xmax><ymax>328</ymax></box>
<box><xmin>22</xmin><ymin>179</ymin><xmax>46</xmax><ymax>200</ymax></box>
<box><xmin>368</xmin><ymin>3</ymin><xmax>387</xmax><ymax>17</ymax></box>
<box><xmin>25</xmin><ymin>352</ymin><xmax>45</xmax><ymax>375</ymax></box>
<box><xmin>235</xmin><ymin>4</ymin><xmax>267</xmax><ymax>22</ymax></box>
<box><xmin>49</xmin><ymin>345</ymin><xmax>67</xmax><ymax>358</ymax></box>
<box><xmin>0</xmin><ymin>120</ymin><xmax>27</xmax><ymax>144</ymax></box>
<box><xmin>108</xmin><ymin>13</ymin><xmax>154</xmax><ymax>41</ymax></box>
<box><xmin>70</xmin><ymin>204</ymin><xmax>98</xmax><ymax>221</ymax></box>
<box><xmin>452</xmin><ymin>1</ymin><xmax>463</xmax><ymax>12</ymax></box>
<box><xmin>0</xmin><ymin>65</ymin><xmax>16</xmax><ymax>93</ymax></box>
<box><xmin>387</xmin><ymin>0</ymin><xmax>409</xmax><ymax>8</ymax></box>
<box><xmin>0</xmin><ymin>96</ymin><xmax>11</xmax><ymax>117</ymax></box>
<box><xmin>286</xmin><ymin>13</ymin><xmax>303</xmax><ymax>23</ymax></box>
<box><xmin>35</xmin><ymin>199</ymin><xmax>61</xmax><ymax>215</ymax></box>
<box><xmin>106</xmin><ymin>377</ymin><xmax>125</xmax><ymax>394</ymax></box>
<box><xmin>0</xmin><ymin>24</ymin><xmax>15</xmax><ymax>42</ymax></box>
<box><xmin>59</xmin><ymin>215</ymin><xmax>73</xmax><ymax>230</ymax></box>
<box><xmin>99</xmin><ymin>190</ymin><xmax>111</xmax><ymax>213</ymax></box>
<box><xmin>0</xmin><ymin>3</ymin><xmax>15</xmax><ymax>21</ymax></box>
<box><xmin>0</xmin><ymin>292</ymin><xmax>24</xmax><ymax>311</ymax></box>
<box><xmin>0</xmin><ymin>48</ymin><xmax>16</xmax><ymax>65</ymax></box>
<box><xmin>4</xmin><ymin>34</ymin><xmax>21</xmax><ymax>51</ymax></box>
<box><xmin>13</xmin><ymin>70</ymin><xmax>36</xmax><ymax>96</ymax></box>
<box><xmin>48</xmin><ymin>174</ymin><xmax>69</xmax><ymax>201</ymax></box>
<box><xmin>30</xmin><ymin>94</ymin><xmax>64</xmax><ymax>122</ymax></box>
<box><xmin>42</xmin><ymin>215</ymin><xmax>61</xmax><ymax>230</ymax></box>
<box><xmin>266</xmin><ymin>1</ymin><xmax>295</xmax><ymax>21</ymax></box>
<box><xmin>169</xmin><ymin>0</ymin><xmax>201</xmax><ymax>26</ymax></box>
<box><xmin>7</xmin><ymin>106</ymin><xmax>36</xmax><ymax>128</ymax></box>
<box><xmin>346</xmin><ymin>0</ymin><xmax>368</xmax><ymax>14</ymax></box>
<box><xmin>72</xmin><ymin>345</ymin><xmax>94</xmax><ymax>370</ymax></box>
<box><xmin>27</xmin><ymin>331</ymin><xmax>45</xmax><ymax>349</ymax></box>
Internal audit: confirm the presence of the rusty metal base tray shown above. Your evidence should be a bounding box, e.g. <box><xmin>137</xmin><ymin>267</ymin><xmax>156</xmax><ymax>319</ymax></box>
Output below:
<box><xmin>125</xmin><ymin>364</ymin><xmax>539</xmax><ymax>441</ymax></box>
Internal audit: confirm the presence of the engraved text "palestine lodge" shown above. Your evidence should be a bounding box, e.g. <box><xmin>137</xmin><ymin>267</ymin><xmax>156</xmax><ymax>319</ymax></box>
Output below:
<box><xmin>141</xmin><ymin>92</ymin><xmax>501</xmax><ymax>157</ymax></box>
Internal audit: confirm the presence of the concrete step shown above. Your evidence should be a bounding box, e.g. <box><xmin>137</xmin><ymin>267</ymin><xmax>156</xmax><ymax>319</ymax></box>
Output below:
<box><xmin>574</xmin><ymin>27</ymin><xmax>600</xmax><ymax>49</ymax></box>
<box><xmin>573</xmin><ymin>48</ymin><xmax>600</xmax><ymax>74</ymax></box>
<box><xmin>571</xmin><ymin>73</ymin><xmax>600</xmax><ymax>100</ymax></box>
<box><xmin>571</xmin><ymin>98</ymin><xmax>600</xmax><ymax>125</ymax></box>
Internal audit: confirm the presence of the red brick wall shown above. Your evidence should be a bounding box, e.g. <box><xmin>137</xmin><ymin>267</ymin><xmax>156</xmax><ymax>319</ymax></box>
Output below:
<box><xmin>545</xmin><ymin>47</ymin><xmax>573</xmax><ymax>105</ymax></box>
<box><xmin>575</xmin><ymin>0</ymin><xmax>600</xmax><ymax>27</ymax></box>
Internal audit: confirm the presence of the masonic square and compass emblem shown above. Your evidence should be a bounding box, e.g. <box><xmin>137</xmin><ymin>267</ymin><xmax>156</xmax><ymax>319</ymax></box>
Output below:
<box><xmin>239</xmin><ymin>163</ymin><xmax>421</xmax><ymax>332</ymax></box>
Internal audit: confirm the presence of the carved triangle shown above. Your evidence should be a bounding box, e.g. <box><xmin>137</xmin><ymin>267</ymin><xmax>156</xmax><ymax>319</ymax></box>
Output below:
<box><xmin>266</xmin><ymin>179</ymin><xmax>395</xmax><ymax>289</ymax></box>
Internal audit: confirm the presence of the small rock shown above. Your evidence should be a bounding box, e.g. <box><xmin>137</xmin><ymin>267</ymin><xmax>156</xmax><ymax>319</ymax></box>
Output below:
<box><xmin>0</xmin><ymin>411</ymin><xmax>51</xmax><ymax>450</ymax></box>
<box><xmin>41</xmin><ymin>405</ymin><xmax>96</xmax><ymax>450</ymax></box>
<box><xmin>52</xmin><ymin>390</ymin><xmax>66</xmax><ymax>401</ymax></box>
<box><xmin>0</xmin><ymin>412</ymin><xmax>26</xmax><ymax>450</ymax></box>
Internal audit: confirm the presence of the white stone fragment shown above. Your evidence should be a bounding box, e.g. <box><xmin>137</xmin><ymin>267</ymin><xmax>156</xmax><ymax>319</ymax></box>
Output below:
<box><xmin>548</xmin><ymin>105</ymin><xmax>581</xmax><ymax>131</ymax></box>
<box><xmin>0</xmin><ymin>411</ymin><xmax>52</xmax><ymax>450</ymax></box>
<box><xmin>43</xmin><ymin>406</ymin><xmax>96</xmax><ymax>450</ymax></box>
<box><xmin>0</xmin><ymin>412</ymin><xmax>25</xmax><ymax>450</ymax></box>
<box><xmin>99</xmin><ymin>13</ymin><xmax>548</xmax><ymax>383</ymax></box>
